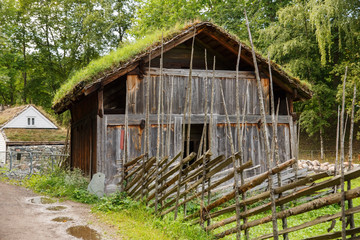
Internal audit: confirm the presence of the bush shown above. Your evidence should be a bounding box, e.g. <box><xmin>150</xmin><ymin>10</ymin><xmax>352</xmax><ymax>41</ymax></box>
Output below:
<box><xmin>25</xmin><ymin>168</ymin><xmax>98</xmax><ymax>204</ymax></box>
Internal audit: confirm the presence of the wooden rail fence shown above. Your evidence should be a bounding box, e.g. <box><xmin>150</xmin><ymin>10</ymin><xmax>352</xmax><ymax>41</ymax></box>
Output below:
<box><xmin>122</xmin><ymin>151</ymin><xmax>360</xmax><ymax>239</ymax></box>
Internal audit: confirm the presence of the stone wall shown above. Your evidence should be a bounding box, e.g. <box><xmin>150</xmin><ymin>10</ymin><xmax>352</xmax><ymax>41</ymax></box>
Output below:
<box><xmin>4</xmin><ymin>144</ymin><xmax>66</xmax><ymax>178</ymax></box>
<box><xmin>8</xmin><ymin>144</ymin><xmax>64</xmax><ymax>155</ymax></box>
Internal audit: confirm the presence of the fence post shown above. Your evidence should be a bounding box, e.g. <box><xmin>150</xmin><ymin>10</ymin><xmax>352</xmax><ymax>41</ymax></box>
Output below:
<box><xmin>51</xmin><ymin>155</ymin><xmax>54</xmax><ymax>172</ymax></box>
<box><xmin>9</xmin><ymin>151</ymin><xmax>12</xmax><ymax>171</ymax></box>
<box><xmin>29</xmin><ymin>153</ymin><xmax>33</xmax><ymax>175</ymax></box>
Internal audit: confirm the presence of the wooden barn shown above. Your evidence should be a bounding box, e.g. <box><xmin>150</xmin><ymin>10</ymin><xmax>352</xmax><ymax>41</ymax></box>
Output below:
<box><xmin>52</xmin><ymin>22</ymin><xmax>312</xmax><ymax>186</ymax></box>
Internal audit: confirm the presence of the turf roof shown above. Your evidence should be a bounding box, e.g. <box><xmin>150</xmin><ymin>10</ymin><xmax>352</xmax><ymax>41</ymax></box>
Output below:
<box><xmin>4</xmin><ymin>128</ymin><xmax>67</xmax><ymax>142</ymax></box>
<box><xmin>53</xmin><ymin>21</ymin><xmax>312</xmax><ymax>112</ymax></box>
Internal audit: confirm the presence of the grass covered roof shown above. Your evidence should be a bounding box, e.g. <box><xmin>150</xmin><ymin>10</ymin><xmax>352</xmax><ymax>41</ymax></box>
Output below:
<box><xmin>53</xmin><ymin>21</ymin><xmax>312</xmax><ymax>113</ymax></box>
<box><xmin>4</xmin><ymin>128</ymin><xmax>67</xmax><ymax>142</ymax></box>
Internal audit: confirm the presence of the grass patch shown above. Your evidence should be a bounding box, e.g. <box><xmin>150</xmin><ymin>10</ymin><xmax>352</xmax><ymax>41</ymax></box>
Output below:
<box><xmin>94</xmin><ymin>193</ymin><xmax>211</xmax><ymax>240</ymax></box>
<box><xmin>4</xmin><ymin>128</ymin><xmax>67</xmax><ymax>142</ymax></box>
<box><xmin>23</xmin><ymin>168</ymin><xmax>98</xmax><ymax>204</ymax></box>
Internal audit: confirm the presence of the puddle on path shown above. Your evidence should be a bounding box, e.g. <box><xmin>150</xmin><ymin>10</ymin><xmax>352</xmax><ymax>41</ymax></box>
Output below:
<box><xmin>46</xmin><ymin>206</ymin><xmax>66</xmax><ymax>211</ymax></box>
<box><xmin>31</xmin><ymin>197</ymin><xmax>57</xmax><ymax>204</ymax></box>
<box><xmin>52</xmin><ymin>217</ymin><xmax>73</xmax><ymax>222</ymax></box>
<box><xmin>66</xmin><ymin>225</ymin><xmax>101</xmax><ymax>240</ymax></box>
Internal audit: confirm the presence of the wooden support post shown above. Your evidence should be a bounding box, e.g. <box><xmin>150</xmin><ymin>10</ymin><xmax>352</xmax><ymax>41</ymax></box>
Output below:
<box><xmin>200</xmin><ymin>49</ymin><xmax>209</xmax><ymax>228</ymax></box>
<box><xmin>339</xmin><ymin>66</ymin><xmax>348</xmax><ymax>240</ymax></box>
<box><xmin>220</xmin><ymin>83</ymin><xmax>242</xmax><ymax>240</ymax></box>
<box><xmin>207</xmin><ymin>55</ymin><xmax>216</xmax><ymax>226</ymax></box>
<box><xmin>154</xmin><ymin>34</ymin><xmax>164</xmax><ymax>213</ymax></box>
<box><xmin>335</xmin><ymin>105</ymin><xmax>340</xmax><ymax>177</ymax></box>
<box><xmin>235</xmin><ymin>43</ymin><xmax>250</xmax><ymax>240</ymax></box>
<box><xmin>348</xmin><ymin>83</ymin><xmax>356</xmax><ymax>234</ymax></box>
<box><xmin>124</xmin><ymin>80</ymin><xmax>129</xmax><ymax>166</ymax></box>
<box><xmin>268</xmin><ymin>54</ymin><xmax>288</xmax><ymax>240</ymax></box>
<box><xmin>142</xmin><ymin>51</ymin><xmax>152</xmax><ymax>199</ymax></box>
<box><xmin>183</xmin><ymin>29</ymin><xmax>196</xmax><ymax>217</ymax></box>
<box><xmin>245</xmin><ymin>9</ymin><xmax>279</xmax><ymax>240</ymax></box>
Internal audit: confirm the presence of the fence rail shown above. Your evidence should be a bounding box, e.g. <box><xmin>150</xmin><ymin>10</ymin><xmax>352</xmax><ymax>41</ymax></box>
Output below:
<box><xmin>121</xmin><ymin>151</ymin><xmax>360</xmax><ymax>239</ymax></box>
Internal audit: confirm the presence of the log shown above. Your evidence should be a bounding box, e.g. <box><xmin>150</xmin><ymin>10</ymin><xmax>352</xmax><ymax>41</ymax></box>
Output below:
<box><xmin>257</xmin><ymin>205</ymin><xmax>360</xmax><ymax>240</ymax></box>
<box><xmin>304</xmin><ymin>227</ymin><xmax>360</xmax><ymax>240</ymax></box>
<box><xmin>146</xmin><ymin>152</ymin><xmax>196</xmax><ymax>202</ymax></box>
<box><xmin>155</xmin><ymin>154</ymin><xmax>228</xmax><ymax>208</ymax></box>
<box><xmin>188</xmin><ymin>158</ymin><xmax>295</xmax><ymax>221</ymax></box>
<box><xmin>161</xmin><ymin>160</ymin><xmax>253</xmax><ymax>216</ymax></box>
<box><xmin>202</xmin><ymin>171</ymin><xmax>330</xmax><ymax>224</ymax></box>
<box><xmin>208</xmin><ymin>167</ymin><xmax>360</xmax><ymax>230</ymax></box>
<box><xmin>125</xmin><ymin>157</ymin><xmax>156</xmax><ymax>191</ymax></box>
<box><xmin>124</xmin><ymin>154</ymin><xmax>146</xmax><ymax>168</ymax></box>
<box><xmin>214</xmin><ymin>186</ymin><xmax>360</xmax><ymax>239</ymax></box>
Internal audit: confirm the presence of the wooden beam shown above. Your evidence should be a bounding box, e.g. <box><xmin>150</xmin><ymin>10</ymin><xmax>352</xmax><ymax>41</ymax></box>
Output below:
<box><xmin>146</xmin><ymin>67</ymin><xmax>255</xmax><ymax>79</ymax></box>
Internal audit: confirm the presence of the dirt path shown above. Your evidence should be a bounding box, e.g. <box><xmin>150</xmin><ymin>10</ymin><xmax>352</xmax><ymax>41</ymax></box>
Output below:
<box><xmin>0</xmin><ymin>182</ymin><xmax>121</xmax><ymax>240</ymax></box>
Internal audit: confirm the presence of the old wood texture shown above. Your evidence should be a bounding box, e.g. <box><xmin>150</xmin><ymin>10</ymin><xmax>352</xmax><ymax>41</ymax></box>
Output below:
<box><xmin>214</xmin><ymin>187</ymin><xmax>360</xmax><ymax>239</ymax></box>
<box><xmin>339</xmin><ymin>66</ymin><xmax>348</xmax><ymax>240</ymax></box>
<box><xmin>348</xmin><ymin>84</ymin><xmax>356</xmax><ymax>234</ymax></box>
<box><xmin>187</xmin><ymin>158</ymin><xmax>295</xmax><ymax>221</ymax></box>
<box><xmin>257</xmin><ymin>205</ymin><xmax>360</xmax><ymax>240</ymax></box>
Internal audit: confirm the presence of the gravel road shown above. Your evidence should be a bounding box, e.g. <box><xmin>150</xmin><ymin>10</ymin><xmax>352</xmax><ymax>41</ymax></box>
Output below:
<box><xmin>0</xmin><ymin>182</ymin><xmax>120</xmax><ymax>240</ymax></box>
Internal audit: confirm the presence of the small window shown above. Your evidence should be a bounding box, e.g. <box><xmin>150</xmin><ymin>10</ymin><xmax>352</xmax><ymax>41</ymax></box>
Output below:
<box><xmin>27</xmin><ymin>117</ymin><xmax>35</xmax><ymax>126</ymax></box>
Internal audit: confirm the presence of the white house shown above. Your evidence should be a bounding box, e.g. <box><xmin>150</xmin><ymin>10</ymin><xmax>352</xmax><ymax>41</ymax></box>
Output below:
<box><xmin>0</xmin><ymin>105</ymin><xmax>66</xmax><ymax>163</ymax></box>
<box><xmin>2</xmin><ymin>105</ymin><xmax>58</xmax><ymax>129</ymax></box>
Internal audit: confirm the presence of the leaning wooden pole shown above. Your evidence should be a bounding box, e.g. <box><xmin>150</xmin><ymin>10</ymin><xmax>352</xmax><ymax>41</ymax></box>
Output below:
<box><xmin>245</xmin><ymin>9</ymin><xmax>279</xmax><ymax>240</ymax></box>
<box><xmin>200</xmin><ymin>49</ymin><xmax>209</xmax><ymax>228</ymax></box>
<box><xmin>142</xmin><ymin>51</ymin><xmax>152</xmax><ymax>199</ymax></box>
<box><xmin>220</xmin><ymin>84</ymin><xmax>242</xmax><ymax>240</ymax></box>
<box><xmin>206</xmin><ymin>55</ymin><xmax>216</xmax><ymax>226</ymax></box>
<box><xmin>184</xmin><ymin>29</ymin><xmax>196</xmax><ymax>216</ymax></box>
<box><xmin>268</xmin><ymin>53</ymin><xmax>288</xmax><ymax>240</ymax></box>
<box><xmin>174</xmin><ymin>29</ymin><xmax>196</xmax><ymax>219</ymax></box>
<box><xmin>154</xmin><ymin>34</ymin><xmax>164</xmax><ymax>213</ymax></box>
<box><xmin>235</xmin><ymin>43</ymin><xmax>250</xmax><ymax>240</ymax></box>
<box><xmin>335</xmin><ymin>105</ymin><xmax>340</xmax><ymax>177</ymax></box>
<box><xmin>348</xmin><ymin>83</ymin><xmax>356</xmax><ymax>233</ymax></box>
<box><xmin>339</xmin><ymin>66</ymin><xmax>348</xmax><ymax>240</ymax></box>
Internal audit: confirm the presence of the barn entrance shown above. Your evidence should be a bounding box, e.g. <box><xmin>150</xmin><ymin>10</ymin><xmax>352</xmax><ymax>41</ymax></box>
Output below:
<box><xmin>183</xmin><ymin>124</ymin><xmax>208</xmax><ymax>158</ymax></box>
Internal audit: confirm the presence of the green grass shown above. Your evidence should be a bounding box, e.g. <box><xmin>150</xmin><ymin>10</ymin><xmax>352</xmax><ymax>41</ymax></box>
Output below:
<box><xmin>211</xmin><ymin>177</ymin><xmax>360</xmax><ymax>239</ymax></box>
<box><xmin>93</xmin><ymin>193</ymin><xmax>211</xmax><ymax>240</ymax></box>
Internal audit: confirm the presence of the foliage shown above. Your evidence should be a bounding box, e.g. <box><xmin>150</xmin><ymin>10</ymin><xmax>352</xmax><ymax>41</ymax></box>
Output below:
<box><xmin>0</xmin><ymin>0</ymin><xmax>134</xmax><ymax>112</ymax></box>
<box><xmin>24</xmin><ymin>168</ymin><xmax>98</xmax><ymax>203</ymax></box>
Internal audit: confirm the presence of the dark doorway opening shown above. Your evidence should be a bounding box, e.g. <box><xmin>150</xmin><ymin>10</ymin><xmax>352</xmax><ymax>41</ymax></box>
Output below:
<box><xmin>183</xmin><ymin>124</ymin><xmax>208</xmax><ymax>160</ymax></box>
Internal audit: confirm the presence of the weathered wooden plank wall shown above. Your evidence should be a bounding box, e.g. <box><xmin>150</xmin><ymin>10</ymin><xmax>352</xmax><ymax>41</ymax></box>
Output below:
<box><xmin>127</xmin><ymin>68</ymin><xmax>269</xmax><ymax>116</ymax></box>
<box><xmin>101</xmin><ymin>68</ymin><xmax>293</xmax><ymax>182</ymax></box>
